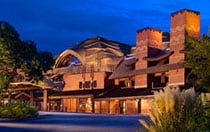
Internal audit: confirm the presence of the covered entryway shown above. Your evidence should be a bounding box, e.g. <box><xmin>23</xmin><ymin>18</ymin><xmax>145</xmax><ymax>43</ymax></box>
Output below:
<box><xmin>8</xmin><ymin>82</ymin><xmax>55</xmax><ymax>111</ymax></box>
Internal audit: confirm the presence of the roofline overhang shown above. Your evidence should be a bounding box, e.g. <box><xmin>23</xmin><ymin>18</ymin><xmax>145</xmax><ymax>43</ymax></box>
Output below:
<box><xmin>143</xmin><ymin>51</ymin><xmax>174</xmax><ymax>61</ymax></box>
<box><xmin>9</xmin><ymin>82</ymin><xmax>53</xmax><ymax>90</ymax></box>
<box><xmin>94</xmin><ymin>95</ymin><xmax>154</xmax><ymax>101</ymax></box>
<box><xmin>49</xmin><ymin>94</ymin><xmax>94</xmax><ymax>99</ymax></box>
<box><xmin>109</xmin><ymin>62</ymin><xmax>185</xmax><ymax>79</ymax></box>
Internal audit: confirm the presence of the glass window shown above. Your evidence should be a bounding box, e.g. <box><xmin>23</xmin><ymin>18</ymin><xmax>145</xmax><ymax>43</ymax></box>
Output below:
<box><xmin>131</xmin><ymin>80</ymin><xmax>135</xmax><ymax>86</ymax></box>
<box><xmin>79</xmin><ymin>81</ymin><xmax>83</xmax><ymax>89</ymax></box>
<box><xmin>92</xmin><ymin>80</ymin><xmax>97</xmax><ymax>88</ymax></box>
<box><xmin>85</xmin><ymin>81</ymin><xmax>91</xmax><ymax>88</ymax></box>
<box><xmin>119</xmin><ymin>81</ymin><xmax>125</xmax><ymax>87</ymax></box>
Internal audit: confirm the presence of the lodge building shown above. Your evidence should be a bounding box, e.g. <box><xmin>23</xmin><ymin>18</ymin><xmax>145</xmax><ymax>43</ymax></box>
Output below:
<box><xmin>8</xmin><ymin>9</ymin><xmax>201</xmax><ymax>114</ymax></box>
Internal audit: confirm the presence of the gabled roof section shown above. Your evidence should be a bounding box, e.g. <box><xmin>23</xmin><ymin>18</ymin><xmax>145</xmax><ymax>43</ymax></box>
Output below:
<box><xmin>143</xmin><ymin>50</ymin><xmax>174</xmax><ymax>61</ymax></box>
<box><xmin>109</xmin><ymin>56</ymin><xmax>137</xmax><ymax>79</ymax></box>
<box><xmin>110</xmin><ymin>62</ymin><xmax>184</xmax><ymax>79</ymax></box>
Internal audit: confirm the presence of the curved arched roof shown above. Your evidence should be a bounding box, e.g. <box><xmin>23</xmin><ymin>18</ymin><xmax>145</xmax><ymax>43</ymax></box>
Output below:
<box><xmin>53</xmin><ymin>36</ymin><xmax>131</xmax><ymax>70</ymax></box>
<box><xmin>54</xmin><ymin>49</ymin><xmax>83</xmax><ymax>68</ymax></box>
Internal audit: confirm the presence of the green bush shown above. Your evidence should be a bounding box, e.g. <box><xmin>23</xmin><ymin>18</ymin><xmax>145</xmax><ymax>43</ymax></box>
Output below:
<box><xmin>0</xmin><ymin>102</ymin><xmax>38</xmax><ymax>119</ymax></box>
<box><xmin>139</xmin><ymin>86</ymin><xmax>210</xmax><ymax>132</ymax></box>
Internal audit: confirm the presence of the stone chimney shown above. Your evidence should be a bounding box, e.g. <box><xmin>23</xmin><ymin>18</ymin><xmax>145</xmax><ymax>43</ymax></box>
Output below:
<box><xmin>169</xmin><ymin>9</ymin><xmax>200</xmax><ymax>86</ymax></box>
<box><xmin>135</xmin><ymin>27</ymin><xmax>162</xmax><ymax>88</ymax></box>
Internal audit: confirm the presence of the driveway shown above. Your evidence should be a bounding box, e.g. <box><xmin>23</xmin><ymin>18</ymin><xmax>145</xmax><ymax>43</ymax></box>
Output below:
<box><xmin>0</xmin><ymin>111</ymin><xmax>148</xmax><ymax>132</ymax></box>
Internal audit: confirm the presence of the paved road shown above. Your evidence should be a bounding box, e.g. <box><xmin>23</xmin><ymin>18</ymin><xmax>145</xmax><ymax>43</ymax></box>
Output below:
<box><xmin>0</xmin><ymin>112</ymin><xmax>148</xmax><ymax>132</ymax></box>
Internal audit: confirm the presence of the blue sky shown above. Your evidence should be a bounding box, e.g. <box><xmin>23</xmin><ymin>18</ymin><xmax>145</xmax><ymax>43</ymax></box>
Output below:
<box><xmin>0</xmin><ymin>0</ymin><xmax>209</xmax><ymax>55</ymax></box>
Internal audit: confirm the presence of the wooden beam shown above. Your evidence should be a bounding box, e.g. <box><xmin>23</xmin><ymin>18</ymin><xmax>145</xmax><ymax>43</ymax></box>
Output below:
<box><xmin>43</xmin><ymin>89</ymin><xmax>48</xmax><ymax>111</ymax></box>
<box><xmin>14</xmin><ymin>92</ymin><xmax>31</xmax><ymax>99</ymax></box>
<box><xmin>30</xmin><ymin>90</ymin><xmax>34</xmax><ymax>105</ymax></box>
<box><xmin>91</xmin><ymin>97</ymin><xmax>95</xmax><ymax>113</ymax></box>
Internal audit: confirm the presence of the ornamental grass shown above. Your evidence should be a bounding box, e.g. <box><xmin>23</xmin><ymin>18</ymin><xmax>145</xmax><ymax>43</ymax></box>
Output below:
<box><xmin>139</xmin><ymin>86</ymin><xmax>210</xmax><ymax>132</ymax></box>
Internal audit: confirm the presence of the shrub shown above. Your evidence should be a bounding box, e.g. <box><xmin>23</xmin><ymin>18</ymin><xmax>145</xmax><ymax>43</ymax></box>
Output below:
<box><xmin>0</xmin><ymin>102</ymin><xmax>38</xmax><ymax>119</ymax></box>
<box><xmin>139</xmin><ymin>86</ymin><xmax>210</xmax><ymax>132</ymax></box>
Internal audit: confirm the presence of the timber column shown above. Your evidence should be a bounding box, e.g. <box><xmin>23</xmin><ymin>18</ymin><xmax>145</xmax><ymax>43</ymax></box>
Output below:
<box><xmin>43</xmin><ymin>89</ymin><xmax>48</xmax><ymax>111</ymax></box>
<box><xmin>169</xmin><ymin>9</ymin><xmax>200</xmax><ymax>86</ymax></box>
<box><xmin>135</xmin><ymin>28</ymin><xmax>162</xmax><ymax>88</ymax></box>
<box><xmin>30</xmin><ymin>90</ymin><xmax>34</xmax><ymax>105</ymax></box>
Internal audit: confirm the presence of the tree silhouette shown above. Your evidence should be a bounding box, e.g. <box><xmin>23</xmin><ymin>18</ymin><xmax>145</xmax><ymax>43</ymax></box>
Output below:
<box><xmin>185</xmin><ymin>35</ymin><xmax>210</xmax><ymax>92</ymax></box>
<box><xmin>0</xmin><ymin>21</ymin><xmax>54</xmax><ymax>94</ymax></box>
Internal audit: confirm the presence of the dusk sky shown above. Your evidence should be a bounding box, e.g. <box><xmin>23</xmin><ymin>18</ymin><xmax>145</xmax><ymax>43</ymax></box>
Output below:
<box><xmin>0</xmin><ymin>0</ymin><xmax>209</xmax><ymax>55</ymax></box>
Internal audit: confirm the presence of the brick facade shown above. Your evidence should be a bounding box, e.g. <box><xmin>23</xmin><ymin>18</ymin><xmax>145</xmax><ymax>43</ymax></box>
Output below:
<box><xmin>169</xmin><ymin>9</ymin><xmax>200</xmax><ymax>86</ymax></box>
<box><xmin>135</xmin><ymin>28</ymin><xmax>162</xmax><ymax>88</ymax></box>
<box><xmin>63</xmin><ymin>71</ymin><xmax>111</xmax><ymax>90</ymax></box>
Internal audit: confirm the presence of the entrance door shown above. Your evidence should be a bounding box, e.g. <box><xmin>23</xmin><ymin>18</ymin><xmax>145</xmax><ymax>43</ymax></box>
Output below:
<box><xmin>119</xmin><ymin>100</ymin><xmax>126</xmax><ymax>114</ymax></box>
<box><xmin>78</xmin><ymin>98</ymin><xmax>86</xmax><ymax>112</ymax></box>
<box><xmin>78</xmin><ymin>97</ymin><xmax>93</xmax><ymax>113</ymax></box>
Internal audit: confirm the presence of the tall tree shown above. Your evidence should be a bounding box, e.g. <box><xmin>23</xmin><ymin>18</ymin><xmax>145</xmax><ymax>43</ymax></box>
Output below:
<box><xmin>0</xmin><ymin>21</ymin><xmax>19</xmax><ymax>92</ymax></box>
<box><xmin>0</xmin><ymin>21</ymin><xmax>54</xmax><ymax>85</ymax></box>
<box><xmin>0</xmin><ymin>21</ymin><xmax>19</xmax><ymax>69</ymax></box>
<box><xmin>20</xmin><ymin>40</ymin><xmax>54</xmax><ymax>82</ymax></box>
<box><xmin>185</xmin><ymin>35</ymin><xmax>210</xmax><ymax>92</ymax></box>
<box><xmin>38</xmin><ymin>51</ymin><xmax>54</xmax><ymax>72</ymax></box>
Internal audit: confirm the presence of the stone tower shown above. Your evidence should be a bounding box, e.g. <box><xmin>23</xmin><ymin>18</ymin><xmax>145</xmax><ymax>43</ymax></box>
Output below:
<box><xmin>135</xmin><ymin>28</ymin><xmax>162</xmax><ymax>88</ymax></box>
<box><xmin>168</xmin><ymin>9</ymin><xmax>200</xmax><ymax>86</ymax></box>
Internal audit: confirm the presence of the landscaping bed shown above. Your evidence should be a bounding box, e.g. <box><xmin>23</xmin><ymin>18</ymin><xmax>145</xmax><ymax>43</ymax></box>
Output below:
<box><xmin>0</xmin><ymin>102</ymin><xmax>38</xmax><ymax>119</ymax></box>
